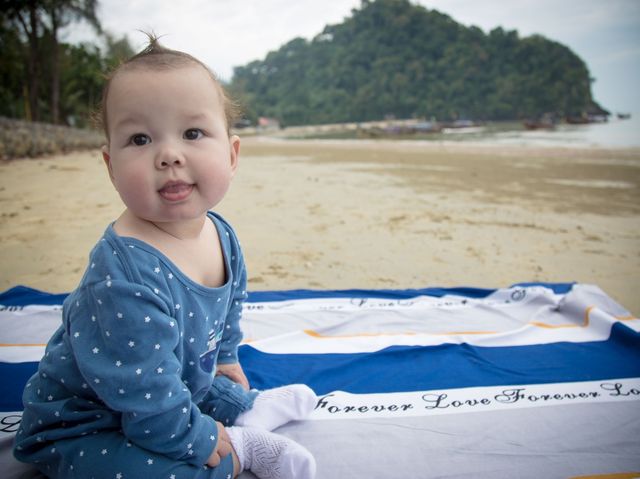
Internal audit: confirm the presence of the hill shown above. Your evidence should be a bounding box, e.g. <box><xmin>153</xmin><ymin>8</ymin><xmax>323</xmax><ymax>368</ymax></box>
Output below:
<box><xmin>229</xmin><ymin>0</ymin><xmax>599</xmax><ymax>126</ymax></box>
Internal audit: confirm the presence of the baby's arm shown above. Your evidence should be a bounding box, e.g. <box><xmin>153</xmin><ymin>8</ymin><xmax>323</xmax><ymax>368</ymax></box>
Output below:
<box><xmin>217</xmin><ymin>242</ymin><xmax>249</xmax><ymax>385</ymax></box>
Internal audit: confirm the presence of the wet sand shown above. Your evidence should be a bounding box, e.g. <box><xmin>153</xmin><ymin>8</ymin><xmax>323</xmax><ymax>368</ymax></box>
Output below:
<box><xmin>1</xmin><ymin>137</ymin><xmax>639</xmax><ymax>314</ymax></box>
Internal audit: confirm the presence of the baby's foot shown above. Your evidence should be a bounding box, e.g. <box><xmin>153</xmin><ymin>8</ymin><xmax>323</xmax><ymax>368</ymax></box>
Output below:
<box><xmin>236</xmin><ymin>384</ymin><xmax>317</xmax><ymax>431</ymax></box>
<box><xmin>226</xmin><ymin>426</ymin><xmax>316</xmax><ymax>479</ymax></box>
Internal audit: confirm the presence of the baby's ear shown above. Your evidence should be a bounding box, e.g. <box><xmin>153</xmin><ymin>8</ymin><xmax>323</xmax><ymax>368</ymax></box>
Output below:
<box><xmin>101</xmin><ymin>146</ymin><xmax>115</xmax><ymax>184</ymax></box>
<box><xmin>229</xmin><ymin>135</ymin><xmax>240</xmax><ymax>175</ymax></box>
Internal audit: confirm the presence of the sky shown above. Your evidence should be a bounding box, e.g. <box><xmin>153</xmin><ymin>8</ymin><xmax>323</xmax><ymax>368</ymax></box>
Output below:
<box><xmin>64</xmin><ymin>0</ymin><xmax>640</xmax><ymax>116</ymax></box>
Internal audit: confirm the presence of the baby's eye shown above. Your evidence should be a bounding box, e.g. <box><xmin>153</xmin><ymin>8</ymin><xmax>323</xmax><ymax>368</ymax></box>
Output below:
<box><xmin>184</xmin><ymin>128</ymin><xmax>204</xmax><ymax>140</ymax></box>
<box><xmin>130</xmin><ymin>134</ymin><xmax>151</xmax><ymax>146</ymax></box>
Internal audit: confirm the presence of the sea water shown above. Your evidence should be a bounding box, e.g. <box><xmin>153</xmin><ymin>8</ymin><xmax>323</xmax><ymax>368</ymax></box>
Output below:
<box><xmin>446</xmin><ymin>116</ymin><xmax>640</xmax><ymax>149</ymax></box>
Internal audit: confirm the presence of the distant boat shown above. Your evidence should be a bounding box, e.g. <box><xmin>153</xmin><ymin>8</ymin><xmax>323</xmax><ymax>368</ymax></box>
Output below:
<box><xmin>412</xmin><ymin>121</ymin><xmax>442</xmax><ymax>133</ymax></box>
<box><xmin>359</xmin><ymin>121</ymin><xmax>443</xmax><ymax>137</ymax></box>
<box><xmin>523</xmin><ymin>118</ymin><xmax>555</xmax><ymax>130</ymax></box>
<box><xmin>565</xmin><ymin>116</ymin><xmax>591</xmax><ymax>125</ymax></box>
<box><xmin>617</xmin><ymin>113</ymin><xmax>631</xmax><ymax>120</ymax></box>
<box><xmin>440</xmin><ymin>119</ymin><xmax>478</xmax><ymax>129</ymax></box>
<box><xmin>566</xmin><ymin>114</ymin><xmax>610</xmax><ymax>125</ymax></box>
<box><xmin>588</xmin><ymin>114</ymin><xmax>608</xmax><ymax>123</ymax></box>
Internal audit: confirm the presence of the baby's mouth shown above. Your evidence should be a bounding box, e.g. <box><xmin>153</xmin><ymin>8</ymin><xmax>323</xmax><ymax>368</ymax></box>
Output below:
<box><xmin>158</xmin><ymin>181</ymin><xmax>194</xmax><ymax>201</ymax></box>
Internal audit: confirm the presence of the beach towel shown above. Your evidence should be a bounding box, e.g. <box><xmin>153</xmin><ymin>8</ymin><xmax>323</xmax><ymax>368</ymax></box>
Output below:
<box><xmin>1</xmin><ymin>283</ymin><xmax>639</xmax><ymax>478</ymax></box>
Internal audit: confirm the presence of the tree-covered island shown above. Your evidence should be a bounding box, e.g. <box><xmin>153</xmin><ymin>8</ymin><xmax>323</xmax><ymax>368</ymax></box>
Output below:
<box><xmin>230</xmin><ymin>0</ymin><xmax>607</xmax><ymax>127</ymax></box>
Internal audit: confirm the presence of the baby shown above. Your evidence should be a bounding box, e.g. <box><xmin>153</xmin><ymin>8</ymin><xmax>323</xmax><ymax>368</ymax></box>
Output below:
<box><xmin>13</xmin><ymin>37</ymin><xmax>317</xmax><ymax>479</ymax></box>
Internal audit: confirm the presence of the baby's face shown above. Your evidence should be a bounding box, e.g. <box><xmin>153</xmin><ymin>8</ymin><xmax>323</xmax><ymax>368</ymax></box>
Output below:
<box><xmin>103</xmin><ymin>65</ymin><xmax>239</xmax><ymax>226</ymax></box>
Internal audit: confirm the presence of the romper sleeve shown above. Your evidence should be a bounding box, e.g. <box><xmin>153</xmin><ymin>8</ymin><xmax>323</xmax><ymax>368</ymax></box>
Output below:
<box><xmin>217</xmin><ymin>225</ymin><xmax>248</xmax><ymax>365</ymax></box>
<box><xmin>67</xmin><ymin>280</ymin><xmax>219</xmax><ymax>466</ymax></box>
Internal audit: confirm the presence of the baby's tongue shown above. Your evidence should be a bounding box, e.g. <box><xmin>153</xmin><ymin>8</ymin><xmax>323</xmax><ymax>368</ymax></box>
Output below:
<box><xmin>159</xmin><ymin>183</ymin><xmax>193</xmax><ymax>201</ymax></box>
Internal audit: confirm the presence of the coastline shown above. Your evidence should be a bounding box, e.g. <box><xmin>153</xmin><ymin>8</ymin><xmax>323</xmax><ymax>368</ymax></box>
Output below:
<box><xmin>1</xmin><ymin>137</ymin><xmax>638</xmax><ymax>314</ymax></box>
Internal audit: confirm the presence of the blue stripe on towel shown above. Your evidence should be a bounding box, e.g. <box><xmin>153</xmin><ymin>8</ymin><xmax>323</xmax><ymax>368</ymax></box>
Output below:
<box><xmin>240</xmin><ymin>322</ymin><xmax>640</xmax><ymax>395</ymax></box>
<box><xmin>1</xmin><ymin>283</ymin><xmax>576</xmax><ymax>306</ymax></box>
<box><xmin>0</xmin><ymin>362</ymin><xmax>38</xmax><ymax>411</ymax></box>
<box><xmin>0</xmin><ymin>286</ymin><xmax>69</xmax><ymax>307</ymax></box>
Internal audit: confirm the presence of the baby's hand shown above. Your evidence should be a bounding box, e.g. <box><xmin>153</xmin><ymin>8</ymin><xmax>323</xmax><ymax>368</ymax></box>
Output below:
<box><xmin>207</xmin><ymin>421</ymin><xmax>233</xmax><ymax>467</ymax></box>
<box><xmin>216</xmin><ymin>362</ymin><xmax>250</xmax><ymax>390</ymax></box>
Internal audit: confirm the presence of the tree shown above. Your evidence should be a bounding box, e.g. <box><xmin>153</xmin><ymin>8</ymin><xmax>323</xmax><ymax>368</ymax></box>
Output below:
<box><xmin>43</xmin><ymin>0</ymin><xmax>101</xmax><ymax>124</ymax></box>
<box><xmin>2</xmin><ymin>0</ymin><xmax>44</xmax><ymax>121</ymax></box>
<box><xmin>0</xmin><ymin>18</ymin><xmax>27</xmax><ymax>118</ymax></box>
<box><xmin>1</xmin><ymin>0</ymin><xmax>101</xmax><ymax>123</ymax></box>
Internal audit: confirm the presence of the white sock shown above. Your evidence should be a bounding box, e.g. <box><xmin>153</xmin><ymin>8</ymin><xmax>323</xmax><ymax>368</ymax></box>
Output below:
<box><xmin>235</xmin><ymin>384</ymin><xmax>317</xmax><ymax>431</ymax></box>
<box><xmin>226</xmin><ymin>426</ymin><xmax>316</xmax><ymax>479</ymax></box>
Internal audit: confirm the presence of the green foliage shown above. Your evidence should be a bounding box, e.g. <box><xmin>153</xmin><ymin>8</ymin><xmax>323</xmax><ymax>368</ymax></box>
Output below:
<box><xmin>0</xmin><ymin>21</ymin><xmax>27</xmax><ymax>119</ymax></box>
<box><xmin>230</xmin><ymin>0</ymin><xmax>596</xmax><ymax>125</ymax></box>
<box><xmin>0</xmin><ymin>0</ymin><xmax>132</xmax><ymax>127</ymax></box>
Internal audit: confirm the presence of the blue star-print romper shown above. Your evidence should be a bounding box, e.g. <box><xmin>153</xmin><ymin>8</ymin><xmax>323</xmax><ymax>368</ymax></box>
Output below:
<box><xmin>14</xmin><ymin>212</ymin><xmax>258</xmax><ymax>479</ymax></box>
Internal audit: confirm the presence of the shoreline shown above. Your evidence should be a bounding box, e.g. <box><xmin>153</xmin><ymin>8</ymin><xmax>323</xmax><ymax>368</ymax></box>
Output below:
<box><xmin>1</xmin><ymin>138</ymin><xmax>638</xmax><ymax>314</ymax></box>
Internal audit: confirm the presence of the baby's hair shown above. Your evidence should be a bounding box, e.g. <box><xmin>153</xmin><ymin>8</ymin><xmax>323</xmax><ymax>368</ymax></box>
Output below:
<box><xmin>98</xmin><ymin>33</ymin><xmax>240</xmax><ymax>139</ymax></box>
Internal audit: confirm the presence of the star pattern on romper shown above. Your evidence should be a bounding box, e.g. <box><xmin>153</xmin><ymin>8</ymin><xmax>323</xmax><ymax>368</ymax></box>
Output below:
<box><xmin>28</xmin><ymin>224</ymin><xmax>248</xmax><ymax>474</ymax></box>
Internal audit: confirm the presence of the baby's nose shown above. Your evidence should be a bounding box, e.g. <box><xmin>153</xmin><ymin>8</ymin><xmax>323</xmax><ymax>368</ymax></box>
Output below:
<box><xmin>156</xmin><ymin>146</ymin><xmax>185</xmax><ymax>168</ymax></box>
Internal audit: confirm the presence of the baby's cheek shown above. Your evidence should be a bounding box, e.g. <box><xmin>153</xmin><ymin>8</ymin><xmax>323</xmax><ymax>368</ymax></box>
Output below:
<box><xmin>201</xmin><ymin>173</ymin><xmax>232</xmax><ymax>206</ymax></box>
<box><xmin>116</xmin><ymin>172</ymin><xmax>153</xmax><ymax>208</ymax></box>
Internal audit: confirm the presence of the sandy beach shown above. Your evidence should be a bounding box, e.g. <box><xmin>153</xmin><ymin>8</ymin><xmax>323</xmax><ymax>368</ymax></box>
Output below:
<box><xmin>1</xmin><ymin>137</ymin><xmax>639</xmax><ymax>315</ymax></box>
